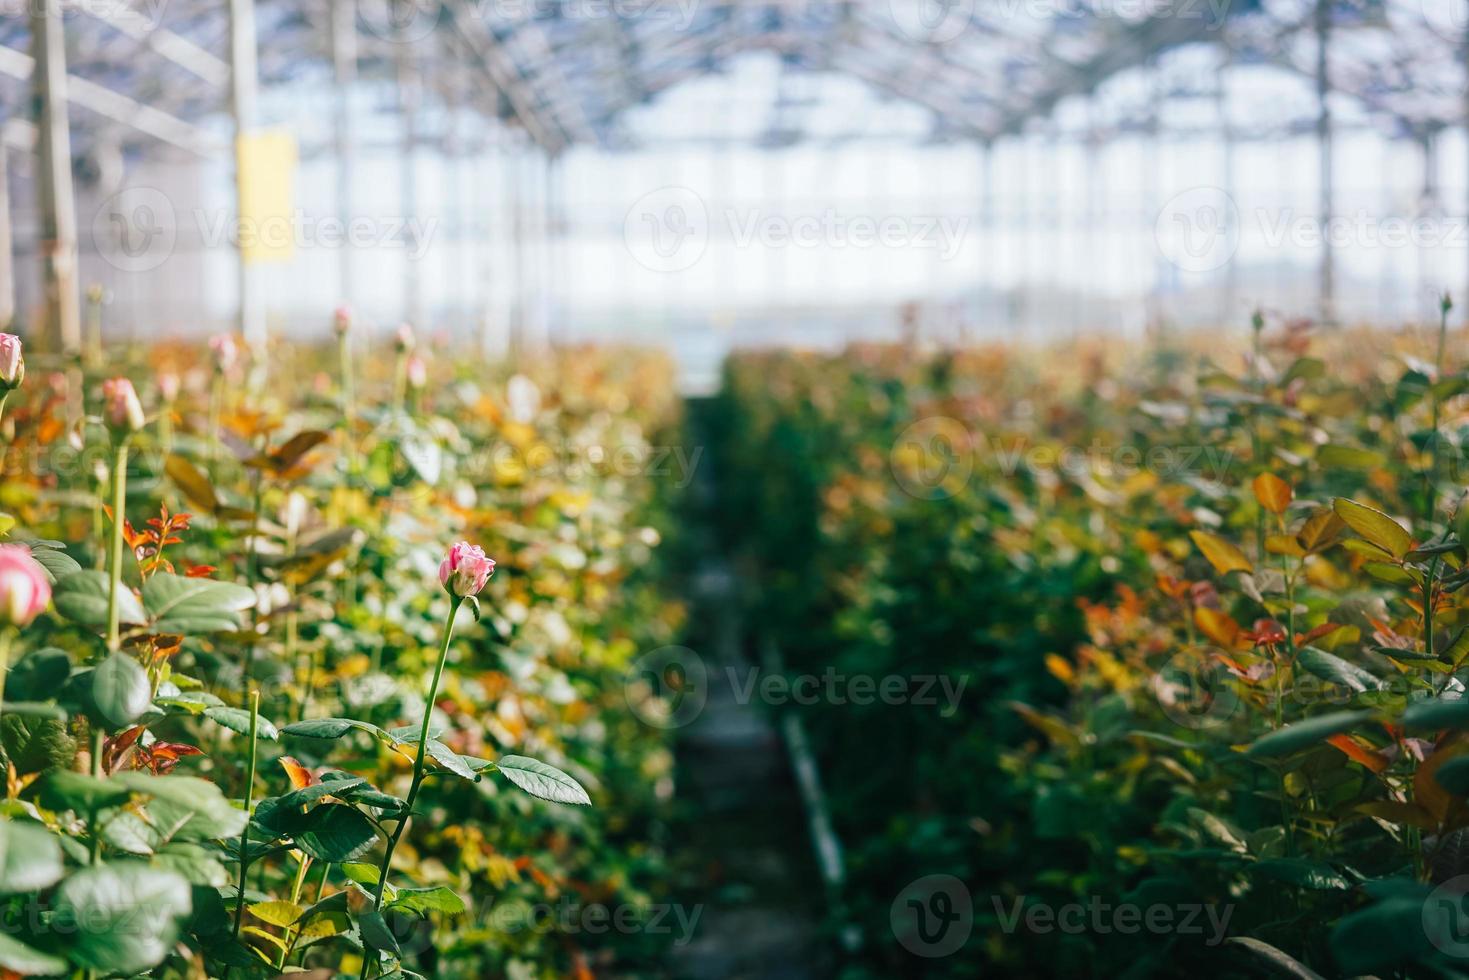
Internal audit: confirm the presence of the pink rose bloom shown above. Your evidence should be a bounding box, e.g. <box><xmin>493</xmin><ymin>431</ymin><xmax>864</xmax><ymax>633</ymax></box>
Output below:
<box><xmin>394</xmin><ymin>323</ymin><xmax>416</xmax><ymax>353</ymax></box>
<box><xmin>0</xmin><ymin>546</ymin><xmax>50</xmax><ymax>627</ymax></box>
<box><xmin>158</xmin><ymin>371</ymin><xmax>181</xmax><ymax>402</ymax></box>
<box><xmin>102</xmin><ymin>377</ymin><xmax>145</xmax><ymax>433</ymax></box>
<box><xmin>333</xmin><ymin>306</ymin><xmax>352</xmax><ymax>336</ymax></box>
<box><xmin>438</xmin><ymin>542</ymin><xmax>495</xmax><ymax>597</ymax></box>
<box><xmin>0</xmin><ymin>333</ymin><xmax>23</xmax><ymax>388</ymax></box>
<box><xmin>406</xmin><ymin>355</ymin><xmax>427</xmax><ymax>390</ymax></box>
<box><xmin>209</xmin><ymin>334</ymin><xmax>238</xmax><ymax>373</ymax></box>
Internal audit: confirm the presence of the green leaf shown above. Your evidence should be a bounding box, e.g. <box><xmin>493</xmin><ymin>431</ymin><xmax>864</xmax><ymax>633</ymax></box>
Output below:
<box><xmin>0</xmin><ymin>819</ymin><xmax>63</xmax><ymax>893</ymax></box>
<box><xmin>1295</xmin><ymin>647</ymin><xmax>1383</xmax><ymax>693</ymax></box>
<box><xmin>494</xmin><ymin>756</ymin><xmax>591</xmax><ymax>805</ymax></box>
<box><xmin>1332</xmin><ymin>498</ymin><xmax>1413</xmax><ymax>560</ymax></box>
<box><xmin>339</xmin><ymin>862</ymin><xmax>381</xmax><ymax>888</ymax></box>
<box><xmin>53</xmin><ymin>570</ymin><xmax>145</xmax><ymax>628</ymax></box>
<box><xmin>204</xmin><ymin>706</ymin><xmax>279</xmax><ymax>741</ymax></box>
<box><xmin>111</xmin><ymin>773</ymin><xmax>249</xmax><ymax>843</ymax></box>
<box><xmin>388</xmin><ymin>884</ymin><xmax>467</xmax><ymax>916</ymax></box>
<box><xmin>1</xmin><ymin>714</ymin><xmax>76</xmax><ymax>775</ymax></box>
<box><xmin>356</xmin><ymin>910</ymin><xmax>400</xmax><ymax>954</ymax></box>
<box><xmin>1243</xmin><ymin>711</ymin><xmax>1374</xmax><ymax>759</ymax></box>
<box><xmin>422</xmin><ymin>739</ymin><xmax>478</xmax><ymax>781</ymax></box>
<box><xmin>1250</xmin><ymin>858</ymin><xmax>1351</xmax><ymax>891</ymax></box>
<box><xmin>26</xmin><ymin>544</ymin><xmax>80</xmax><ymax>583</ymax></box>
<box><xmin>5</xmin><ymin>647</ymin><xmax>71</xmax><ymax>702</ymax></box>
<box><xmin>152</xmin><ymin>842</ymin><xmax>229</xmax><ymax>887</ymax></box>
<box><xmin>92</xmin><ymin>652</ymin><xmax>152</xmax><ymax>727</ymax></box>
<box><xmin>142</xmin><ymin>574</ymin><xmax>256</xmax><ymax>633</ymax></box>
<box><xmin>1403</xmin><ymin>697</ymin><xmax>1469</xmax><ymax>732</ymax></box>
<box><xmin>53</xmin><ymin>862</ymin><xmax>192</xmax><ymax>975</ymax></box>
<box><xmin>281</xmin><ymin>718</ymin><xmax>380</xmax><ymax>740</ymax></box>
<box><xmin>291</xmin><ymin>805</ymin><xmax>377</xmax><ymax>863</ymax></box>
<box><xmin>0</xmin><ymin>932</ymin><xmax>68</xmax><ymax>976</ymax></box>
<box><xmin>1436</xmin><ymin>756</ymin><xmax>1469</xmax><ymax>796</ymax></box>
<box><xmin>34</xmin><ymin>770</ymin><xmax>132</xmax><ymax>812</ymax></box>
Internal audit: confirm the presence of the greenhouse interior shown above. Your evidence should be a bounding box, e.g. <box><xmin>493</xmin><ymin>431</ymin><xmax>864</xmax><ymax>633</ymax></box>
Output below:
<box><xmin>4</xmin><ymin>0</ymin><xmax>1469</xmax><ymax>978</ymax></box>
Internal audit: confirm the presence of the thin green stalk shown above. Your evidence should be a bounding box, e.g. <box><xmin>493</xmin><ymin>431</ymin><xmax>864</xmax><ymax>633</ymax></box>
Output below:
<box><xmin>369</xmin><ymin>595</ymin><xmax>462</xmax><ymax>910</ymax></box>
<box><xmin>105</xmin><ymin>440</ymin><xmax>129</xmax><ymax>653</ymax></box>
<box><xmin>1429</xmin><ymin>297</ymin><xmax>1451</xmax><ymax>523</ymax></box>
<box><xmin>359</xmin><ymin>597</ymin><xmax>463</xmax><ymax>979</ymax></box>
<box><xmin>0</xmin><ymin>390</ymin><xmax>9</xmax><ymax>430</ymax></box>
<box><xmin>0</xmin><ymin>627</ymin><xmax>12</xmax><ymax>727</ymax></box>
<box><xmin>232</xmin><ymin>690</ymin><xmax>261</xmax><ymax>940</ymax></box>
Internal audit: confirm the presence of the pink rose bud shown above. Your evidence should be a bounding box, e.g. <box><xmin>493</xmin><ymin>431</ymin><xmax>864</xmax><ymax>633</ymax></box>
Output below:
<box><xmin>0</xmin><ymin>545</ymin><xmax>50</xmax><ymax>627</ymax></box>
<box><xmin>209</xmin><ymin>333</ymin><xmax>238</xmax><ymax>373</ymax></box>
<box><xmin>407</xmin><ymin>355</ymin><xmax>427</xmax><ymax>390</ymax></box>
<box><xmin>158</xmin><ymin>371</ymin><xmax>181</xmax><ymax>403</ymax></box>
<box><xmin>102</xmin><ymin>377</ymin><xmax>145</xmax><ymax>434</ymax></box>
<box><xmin>333</xmin><ymin>306</ymin><xmax>352</xmax><ymax>336</ymax></box>
<box><xmin>438</xmin><ymin>541</ymin><xmax>495</xmax><ymax>598</ymax></box>
<box><xmin>394</xmin><ymin>323</ymin><xmax>416</xmax><ymax>353</ymax></box>
<box><xmin>0</xmin><ymin>333</ymin><xmax>24</xmax><ymax>389</ymax></box>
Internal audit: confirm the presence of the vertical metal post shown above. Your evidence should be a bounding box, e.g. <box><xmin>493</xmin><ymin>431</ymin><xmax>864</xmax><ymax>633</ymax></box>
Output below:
<box><xmin>977</xmin><ymin>138</ymin><xmax>991</xmax><ymax>340</ymax></box>
<box><xmin>509</xmin><ymin>134</ymin><xmax>526</xmax><ymax>357</ymax></box>
<box><xmin>543</xmin><ymin>151</ymin><xmax>560</xmax><ymax>347</ymax></box>
<box><xmin>1316</xmin><ymin>0</ymin><xmax>1334</xmax><ymax>324</ymax></box>
<box><xmin>1218</xmin><ymin>46</ymin><xmax>1237</xmax><ymax>325</ymax></box>
<box><xmin>331</xmin><ymin>0</ymin><xmax>356</xmax><ymax>309</ymax></box>
<box><xmin>0</xmin><ymin>144</ymin><xmax>13</xmax><ymax>330</ymax></box>
<box><xmin>229</xmin><ymin>0</ymin><xmax>264</xmax><ymax>348</ymax></box>
<box><xmin>1144</xmin><ymin>58</ymin><xmax>1163</xmax><ymax>341</ymax></box>
<box><xmin>1422</xmin><ymin>131</ymin><xmax>1439</xmax><ymax>305</ymax></box>
<box><xmin>397</xmin><ymin>22</ymin><xmax>421</xmax><ymax>329</ymax></box>
<box><xmin>1085</xmin><ymin>98</ymin><xmax>1101</xmax><ymax>335</ymax></box>
<box><xmin>30</xmin><ymin>0</ymin><xmax>80</xmax><ymax>353</ymax></box>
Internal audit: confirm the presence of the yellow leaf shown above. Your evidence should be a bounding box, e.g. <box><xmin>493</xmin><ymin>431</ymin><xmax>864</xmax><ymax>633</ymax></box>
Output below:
<box><xmin>1265</xmin><ymin>534</ymin><xmax>1305</xmax><ymax>557</ymax></box>
<box><xmin>1333</xmin><ymin>498</ymin><xmax>1412</xmax><ymax>560</ymax></box>
<box><xmin>1194</xmin><ymin>607</ymin><xmax>1242</xmax><ymax>649</ymax></box>
<box><xmin>1189</xmin><ymin>530</ymin><xmax>1253</xmax><ymax>576</ymax></box>
<box><xmin>248</xmin><ymin>901</ymin><xmax>303</xmax><ymax>928</ymax></box>
<box><xmin>1253</xmin><ymin>473</ymin><xmax>1292</xmax><ymax>514</ymax></box>
<box><xmin>1044</xmin><ymin>654</ymin><xmax>1075</xmax><ymax>685</ymax></box>
<box><xmin>1296</xmin><ymin>507</ymin><xmax>1346</xmax><ymax>553</ymax></box>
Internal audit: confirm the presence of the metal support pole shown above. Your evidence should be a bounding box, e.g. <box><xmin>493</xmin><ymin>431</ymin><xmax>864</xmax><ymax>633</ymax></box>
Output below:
<box><xmin>1422</xmin><ymin>131</ymin><xmax>1439</xmax><ymax>305</ymax></box>
<box><xmin>1144</xmin><ymin>59</ymin><xmax>1163</xmax><ymax>341</ymax></box>
<box><xmin>977</xmin><ymin>138</ymin><xmax>991</xmax><ymax>341</ymax></box>
<box><xmin>509</xmin><ymin>135</ymin><xmax>526</xmax><ymax>357</ymax></box>
<box><xmin>229</xmin><ymin>0</ymin><xmax>264</xmax><ymax>348</ymax></box>
<box><xmin>30</xmin><ymin>0</ymin><xmax>80</xmax><ymax>353</ymax></box>
<box><xmin>1316</xmin><ymin>0</ymin><xmax>1335</xmax><ymax>324</ymax></box>
<box><xmin>1220</xmin><ymin>60</ymin><xmax>1237</xmax><ymax>325</ymax></box>
<box><xmin>1085</xmin><ymin>99</ymin><xmax>1100</xmax><ymax>335</ymax></box>
<box><xmin>397</xmin><ymin>23</ymin><xmax>421</xmax><ymax>329</ymax></box>
<box><xmin>331</xmin><ymin>0</ymin><xmax>356</xmax><ymax>310</ymax></box>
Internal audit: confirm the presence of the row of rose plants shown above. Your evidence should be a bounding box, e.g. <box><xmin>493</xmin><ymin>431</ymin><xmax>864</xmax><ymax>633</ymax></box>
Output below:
<box><xmin>0</xmin><ymin>316</ymin><xmax>685</xmax><ymax>978</ymax></box>
<box><xmin>714</xmin><ymin>305</ymin><xmax>1469</xmax><ymax>977</ymax></box>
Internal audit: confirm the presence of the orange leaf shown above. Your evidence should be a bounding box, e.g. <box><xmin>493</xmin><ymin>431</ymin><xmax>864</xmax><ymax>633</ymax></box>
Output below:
<box><xmin>1253</xmin><ymin>473</ymin><xmax>1293</xmax><ymax>515</ymax></box>
<box><xmin>1194</xmin><ymin>607</ymin><xmax>1243</xmax><ymax>649</ymax></box>
<box><xmin>279</xmin><ymin>756</ymin><xmax>318</xmax><ymax>790</ymax></box>
<box><xmin>1327</xmin><ymin>734</ymin><xmax>1389</xmax><ymax>773</ymax></box>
